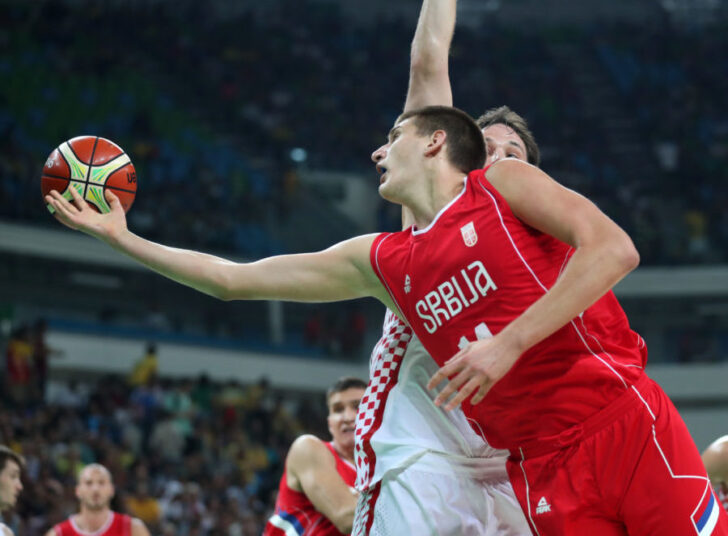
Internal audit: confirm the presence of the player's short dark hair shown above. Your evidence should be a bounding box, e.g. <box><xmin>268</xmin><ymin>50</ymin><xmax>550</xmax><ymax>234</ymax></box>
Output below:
<box><xmin>398</xmin><ymin>106</ymin><xmax>486</xmax><ymax>173</ymax></box>
<box><xmin>0</xmin><ymin>445</ymin><xmax>25</xmax><ymax>473</ymax></box>
<box><xmin>326</xmin><ymin>376</ymin><xmax>367</xmax><ymax>404</ymax></box>
<box><xmin>476</xmin><ymin>105</ymin><xmax>540</xmax><ymax>166</ymax></box>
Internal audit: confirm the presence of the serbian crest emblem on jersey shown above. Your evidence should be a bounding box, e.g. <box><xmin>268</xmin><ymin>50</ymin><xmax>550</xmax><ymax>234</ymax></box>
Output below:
<box><xmin>460</xmin><ymin>221</ymin><xmax>478</xmax><ymax>247</ymax></box>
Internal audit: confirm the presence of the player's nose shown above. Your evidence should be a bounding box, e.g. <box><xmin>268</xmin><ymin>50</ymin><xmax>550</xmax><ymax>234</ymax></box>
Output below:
<box><xmin>371</xmin><ymin>144</ymin><xmax>387</xmax><ymax>163</ymax></box>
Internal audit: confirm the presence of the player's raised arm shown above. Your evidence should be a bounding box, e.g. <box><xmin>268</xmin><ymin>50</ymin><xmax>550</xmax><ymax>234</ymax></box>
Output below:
<box><xmin>45</xmin><ymin>188</ymin><xmax>388</xmax><ymax>306</ymax></box>
<box><xmin>404</xmin><ymin>0</ymin><xmax>457</xmax><ymax>112</ymax></box>
<box><xmin>430</xmin><ymin>159</ymin><xmax>640</xmax><ymax>409</ymax></box>
<box><xmin>285</xmin><ymin>435</ymin><xmax>358</xmax><ymax>533</ymax></box>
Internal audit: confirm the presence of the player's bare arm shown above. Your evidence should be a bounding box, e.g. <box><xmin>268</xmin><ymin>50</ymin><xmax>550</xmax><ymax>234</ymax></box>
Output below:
<box><xmin>286</xmin><ymin>435</ymin><xmax>358</xmax><ymax>533</ymax></box>
<box><xmin>43</xmin><ymin>530</ymin><xmax>55</xmax><ymax>536</ymax></box>
<box><xmin>429</xmin><ymin>159</ymin><xmax>640</xmax><ymax>409</ymax></box>
<box><xmin>45</xmin><ymin>188</ymin><xmax>395</xmax><ymax>307</ymax></box>
<box><xmin>131</xmin><ymin>518</ymin><xmax>151</xmax><ymax>536</ymax></box>
<box><xmin>405</xmin><ymin>0</ymin><xmax>456</xmax><ymax>112</ymax></box>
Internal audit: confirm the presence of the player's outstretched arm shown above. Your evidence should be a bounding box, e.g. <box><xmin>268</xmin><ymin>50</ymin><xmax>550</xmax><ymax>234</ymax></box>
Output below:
<box><xmin>45</xmin><ymin>189</ymin><xmax>388</xmax><ymax>305</ymax></box>
<box><xmin>430</xmin><ymin>159</ymin><xmax>640</xmax><ymax>409</ymax></box>
<box><xmin>404</xmin><ymin>0</ymin><xmax>457</xmax><ymax>112</ymax></box>
<box><xmin>286</xmin><ymin>435</ymin><xmax>358</xmax><ymax>533</ymax></box>
<box><xmin>131</xmin><ymin>518</ymin><xmax>151</xmax><ymax>536</ymax></box>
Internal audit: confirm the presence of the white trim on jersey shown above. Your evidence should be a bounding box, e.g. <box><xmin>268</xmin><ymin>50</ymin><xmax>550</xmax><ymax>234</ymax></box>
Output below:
<box><xmin>69</xmin><ymin>512</ymin><xmax>113</xmax><ymax>536</ymax></box>
<box><xmin>475</xmin><ymin>179</ymin><xmax>631</xmax><ymax>389</ymax></box>
<box><xmin>267</xmin><ymin>514</ymin><xmax>304</xmax><ymax>536</ymax></box>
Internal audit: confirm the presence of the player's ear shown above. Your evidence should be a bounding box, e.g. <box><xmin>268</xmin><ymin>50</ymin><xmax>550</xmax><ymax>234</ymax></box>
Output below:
<box><xmin>424</xmin><ymin>130</ymin><xmax>447</xmax><ymax>157</ymax></box>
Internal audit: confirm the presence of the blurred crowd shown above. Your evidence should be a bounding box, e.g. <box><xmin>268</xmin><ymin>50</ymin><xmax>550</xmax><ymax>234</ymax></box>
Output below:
<box><xmin>1</xmin><ymin>1</ymin><xmax>727</xmax><ymax>264</ymax></box>
<box><xmin>0</xmin><ymin>344</ymin><xmax>326</xmax><ymax>535</ymax></box>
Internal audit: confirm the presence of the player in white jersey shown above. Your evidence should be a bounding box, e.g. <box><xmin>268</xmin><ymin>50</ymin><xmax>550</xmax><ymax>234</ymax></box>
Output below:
<box><xmin>352</xmin><ymin>1</ymin><xmax>531</xmax><ymax>534</ymax></box>
<box><xmin>0</xmin><ymin>446</ymin><xmax>24</xmax><ymax>536</ymax></box>
<box><xmin>353</xmin><ymin>311</ymin><xmax>528</xmax><ymax>535</ymax></box>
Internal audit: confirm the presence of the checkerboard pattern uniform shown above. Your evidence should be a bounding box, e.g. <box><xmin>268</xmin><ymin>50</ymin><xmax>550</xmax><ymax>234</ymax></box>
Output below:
<box><xmin>354</xmin><ymin>310</ymin><xmax>412</xmax><ymax>491</ymax></box>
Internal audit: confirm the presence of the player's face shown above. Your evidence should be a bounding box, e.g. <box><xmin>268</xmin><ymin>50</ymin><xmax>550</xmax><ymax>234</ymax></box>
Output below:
<box><xmin>0</xmin><ymin>460</ymin><xmax>22</xmax><ymax>510</ymax></box>
<box><xmin>372</xmin><ymin>118</ymin><xmax>426</xmax><ymax>203</ymax></box>
<box><xmin>482</xmin><ymin>123</ymin><xmax>528</xmax><ymax>166</ymax></box>
<box><xmin>76</xmin><ymin>467</ymin><xmax>114</xmax><ymax>511</ymax></box>
<box><xmin>327</xmin><ymin>387</ymin><xmax>365</xmax><ymax>451</ymax></box>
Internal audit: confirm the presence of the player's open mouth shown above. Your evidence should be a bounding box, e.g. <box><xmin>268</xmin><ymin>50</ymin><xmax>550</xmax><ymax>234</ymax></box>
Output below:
<box><xmin>377</xmin><ymin>165</ymin><xmax>388</xmax><ymax>183</ymax></box>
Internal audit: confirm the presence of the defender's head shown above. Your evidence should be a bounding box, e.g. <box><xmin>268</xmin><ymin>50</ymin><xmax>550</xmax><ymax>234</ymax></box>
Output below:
<box><xmin>476</xmin><ymin>105</ymin><xmax>540</xmax><ymax>167</ymax></box>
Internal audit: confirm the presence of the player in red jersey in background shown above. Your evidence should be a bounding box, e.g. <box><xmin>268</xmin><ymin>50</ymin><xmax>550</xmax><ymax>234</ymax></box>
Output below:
<box><xmin>46</xmin><ymin>464</ymin><xmax>150</xmax><ymax>536</ymax></box>
<box><xmin>264</xmin><ymin>377</ymin><xmax>363</xmax><ymax>536</ymax></box>
<box><xmin>704</xmin><ymin>436</ymin><xmax>728</xmax><ymax>512</ymax></box>
<box><xmin>0</xmin><ymin>446</ymin><xmax>24</xmax><ymax>536</ymax></box>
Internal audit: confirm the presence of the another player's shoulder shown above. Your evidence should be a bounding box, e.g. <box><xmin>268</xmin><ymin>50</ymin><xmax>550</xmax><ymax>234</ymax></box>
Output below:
<box><xmin>706</xmin><ymin>435</ymin><xmax>728</xmax><ymax>452</ymax></box>
<box><xmin>289</xmin><ymin>435</ymin><xmax>338</xmax><ymax>468</ymax></box>
<box><xmin>44</xmin><ymin>523</ymin><xmax>62</xmax><ymax>536</ymax></box>
<box><xmin>703</xmin><ymin>436</ymin><xmax>728</xmax><ymax>474</ymax></box>
<box><xmin>1</xmin><ymin>523</ymin><xmax>15</xmax><ymax>536</ymax></box>
<box><xmin>288</xmin><ymin>434</ymin><xmax>329</xmax><ymax>460</ymax></box>
<box><xmin>130</xmin><ymin>516</ymin><xmax>150</xmax><ymax>536</ymax></box>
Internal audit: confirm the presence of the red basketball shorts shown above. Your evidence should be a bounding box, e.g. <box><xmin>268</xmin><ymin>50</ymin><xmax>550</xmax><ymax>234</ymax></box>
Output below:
<box><xmin>506</xmin><ymin>375</ymin><xmax>728</xmax><ymax>535</ymax></box>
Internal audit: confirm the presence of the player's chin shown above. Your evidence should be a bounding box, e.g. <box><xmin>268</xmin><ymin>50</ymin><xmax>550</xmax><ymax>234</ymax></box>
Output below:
<box><xmin>377</xmin><ymin>182</ymin><xmax>400</xmax><ymax>204</ymax></box>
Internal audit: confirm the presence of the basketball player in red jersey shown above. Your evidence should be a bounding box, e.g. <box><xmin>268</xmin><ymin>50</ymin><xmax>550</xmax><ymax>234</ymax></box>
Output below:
<box><xmin>704</xmin><ymin>436</ymin><xmax>728</xmax><ymax>512</ymax></box>
<box><xmin>46</xmin><ymin>464</ymin><xmax>150</xmax><ymax>536</ymax></box>
<box><xmin>350</xmin><ymin>1</ymin><xmax>532</xmax><ymax>534</ymax></box>
<box><xmin>0</xmin><ymin>446</ymin><xmax>24</xmax><ymax>536</ymax></box>
<box><xmin>264</xmin><ymin>377</ymin><xmax>363</xmax><ymax>535</ymax></box>
<box><xmin>46</xmin><ymin>85</ymin><xmax>728</xmax><ymax>536</ymax></box>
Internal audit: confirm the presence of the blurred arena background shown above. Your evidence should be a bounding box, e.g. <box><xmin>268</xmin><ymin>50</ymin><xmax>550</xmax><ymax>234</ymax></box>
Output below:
<box><xmin>2</xmin><ymin>0</ymin><xmax>728</xmax><ymax>533</ymax></box>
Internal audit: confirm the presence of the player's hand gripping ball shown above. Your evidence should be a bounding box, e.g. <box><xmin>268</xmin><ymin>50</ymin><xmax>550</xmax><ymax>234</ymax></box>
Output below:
<box><xmin>41</xmin><ymin>135</ymin><xmax>137</xmax><ymax>214</ymax></box>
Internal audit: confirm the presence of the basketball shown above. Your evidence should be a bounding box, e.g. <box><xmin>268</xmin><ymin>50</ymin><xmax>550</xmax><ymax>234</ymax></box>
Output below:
<box><xmin>41</xmin><ymin>135</ymin><xmax>137</xmax><ymax>214</ymax></box>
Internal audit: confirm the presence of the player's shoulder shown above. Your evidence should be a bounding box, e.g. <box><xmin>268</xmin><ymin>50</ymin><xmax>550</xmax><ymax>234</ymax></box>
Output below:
<box><xmin>707</xmin><ymin>435</ymin><xmax>728</xmax><ymax>452</ymax></box>
<box><xmin>0</xmin><ymin>523</ymin><xmax>15</xmax><ymax>536</ymax></box>
<box><xmin>288</xmin><ymin>434</ymin><xmax>327</xmax><ymax>457</ymax></box>
<box><xmin>129</xmin><ymin>516</ymin><xmax>150</xmax><ymax>536</ymax></box>
<box><xmin>288</xmin><ymin>435</ymin><xmax>335</xmax><ymax>467</ymax></box>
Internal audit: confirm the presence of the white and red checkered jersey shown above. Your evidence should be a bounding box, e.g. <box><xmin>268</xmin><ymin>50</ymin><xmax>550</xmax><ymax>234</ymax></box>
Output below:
<box><xmin>354</xmin><ymin>309</ymin><xmax>504</xmax><ymax>491</ymax></box>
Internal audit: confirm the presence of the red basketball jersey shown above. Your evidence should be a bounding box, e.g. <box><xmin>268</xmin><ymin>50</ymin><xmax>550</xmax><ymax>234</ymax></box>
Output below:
<box><xmin>53</xmin><ymin>512</ymin><xmax>131</xmax><ymax>536</ymax></box>
<box><xmin>371</xmin><ymin>167</ymin><xmax>648</xmax><ymax>450</ymax></box>
<box><xmin>264</xmin><ymin>441</ymin><xmax>356</xmax><ymax>536</ymax></box>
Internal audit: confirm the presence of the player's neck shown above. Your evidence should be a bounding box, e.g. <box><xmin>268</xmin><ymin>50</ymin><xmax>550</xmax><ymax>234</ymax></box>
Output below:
<box><xmin>408</xmin><ymin>168</ymin><xmax>466</xmax><ymax>230</ymax></box>
<box><xmin>332</xmin><ymin>442</ymin><xmax>355</xmax><ymax>465</ymax></box>
<box><xmin>76</xmin><ymin>508</ymin><xmax>111</xmax><ymax>532</ymax></box>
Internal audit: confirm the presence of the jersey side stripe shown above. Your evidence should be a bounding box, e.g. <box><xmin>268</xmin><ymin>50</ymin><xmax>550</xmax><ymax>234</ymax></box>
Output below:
<box><xmin>475</xmin><ymin>178</ymin><xmax>629</xmax><ymax>389</ymax></box>
<box><xmin>267</xmin><ymin>511</ymin><xmax>304</xmax><ymax>536</ymax></box>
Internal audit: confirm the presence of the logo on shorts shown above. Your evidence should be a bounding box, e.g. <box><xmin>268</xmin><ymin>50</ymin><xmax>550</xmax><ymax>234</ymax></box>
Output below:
<box><xmin>536</xmin><ymin>496</ymin><xmax>551</xmax><ymax>515</ymax></box>
<box><xmin>404</xmin><ymin>275</ymin><xmax>411</xmax><ymax>294</ymax></box>
<box><xmin>460</xmin><ymin>221</ymin><xmax>478</xmax><ymax>247</ymax></box>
